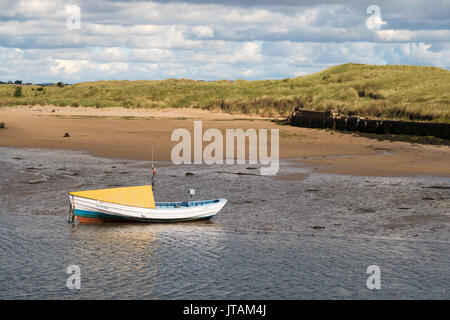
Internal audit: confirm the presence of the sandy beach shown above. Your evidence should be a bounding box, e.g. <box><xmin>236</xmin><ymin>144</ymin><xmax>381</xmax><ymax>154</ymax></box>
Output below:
<box><xmin>0</xmin><ymin>105</ymin><xmax>449</xmax><ymax>177</ymax></box>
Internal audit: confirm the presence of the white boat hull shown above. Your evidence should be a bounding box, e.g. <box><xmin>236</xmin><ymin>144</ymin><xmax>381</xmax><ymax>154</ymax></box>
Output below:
<box><xmin>70</xmin><ymin>195</ymin><xmax>227</xmax><ymax>223</ymax></box>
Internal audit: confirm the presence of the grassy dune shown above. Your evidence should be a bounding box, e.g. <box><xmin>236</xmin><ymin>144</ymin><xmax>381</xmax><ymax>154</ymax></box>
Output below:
<box><xmin>1</xmin><ymin>63</ymin><xmax>449</xmax><ymax>122</ymax></box>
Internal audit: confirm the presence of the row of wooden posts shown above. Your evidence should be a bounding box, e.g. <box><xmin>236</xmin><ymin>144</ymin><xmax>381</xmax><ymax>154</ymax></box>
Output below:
<box><xmin>289</xmin><ymin>109</ymin><xmax>450</xmax><ymax>140</ymax></box>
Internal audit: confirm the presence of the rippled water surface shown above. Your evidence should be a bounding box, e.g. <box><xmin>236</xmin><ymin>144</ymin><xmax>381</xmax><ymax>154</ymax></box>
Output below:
<box><xmin>0</xmin><ymin>147</ymin><xmax>449</xmax><ymax>299</ymax></box>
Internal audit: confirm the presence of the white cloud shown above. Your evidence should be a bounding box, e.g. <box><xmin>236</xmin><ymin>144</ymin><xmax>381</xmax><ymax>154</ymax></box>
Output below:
<box><xmin>375</xmin><ymin>29</ymin><xmax>450</xmax><ymax>42</ymax></box>
<box><xmin>0</xmin><ymin>0</ymin><xmax>448</xmax><ymax>82</ymax></box>
<box><xmin>18</xmin><ymin>0</ymin><xmax>62</xmax><ymax>15</ymax></box>
<box><xmin>191</xmin><ymin>26</ymin><xmax>214</xmax><ymax>39</ymax></box>
<box><xmin>50</xmin><ymin>59</ymin><xmax>89</xmax><ymax>75</ymax></box>
<box><xmin>231</xmin><ymin>42</ymin><xmax>263</xmax><ymax>63</ymax></box>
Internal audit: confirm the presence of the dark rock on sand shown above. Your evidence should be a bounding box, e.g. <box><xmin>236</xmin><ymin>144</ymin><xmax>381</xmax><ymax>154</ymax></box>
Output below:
<box><xmin>25</xmin><ymin>167</ymin><xmax>45</xmax><ymax>171</ymax></box>
<box><xmin>422</xmin><ymin>185</ymin><xmax>450</xmax><ymax>190</ymax></box>
<box><xmin>25</xmin><ymin>180</ymin><xmax>46</xmax><ymax>185</ymax></box>
<box><xmin>216</xmin><ymin>171</ymin><xmax>260</xmax><ymax>177</ymax></box>
<box><xmin>358</xmin><ymin>208</ymin><xmax>376</xmax><ymax>213</ymax></box>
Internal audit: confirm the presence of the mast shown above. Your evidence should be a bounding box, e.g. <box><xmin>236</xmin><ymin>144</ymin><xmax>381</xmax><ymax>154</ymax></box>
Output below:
<box><xmin>151</xmin><ymin>146</ymin><xmax>156</xmax><ymax>190</ymax></box>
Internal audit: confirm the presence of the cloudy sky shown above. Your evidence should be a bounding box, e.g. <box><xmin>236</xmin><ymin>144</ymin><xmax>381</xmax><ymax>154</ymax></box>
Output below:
<box><xmin>0</xmin><ymin>0</ymin><xmax>449</xmax><ymax>83</ymax></box>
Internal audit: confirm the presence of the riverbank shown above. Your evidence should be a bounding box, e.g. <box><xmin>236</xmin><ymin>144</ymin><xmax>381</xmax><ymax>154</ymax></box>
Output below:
<box><xmin>0</xmin><ymin>105</ymin><xmax>449</xmax><ymax>177</ymax></box>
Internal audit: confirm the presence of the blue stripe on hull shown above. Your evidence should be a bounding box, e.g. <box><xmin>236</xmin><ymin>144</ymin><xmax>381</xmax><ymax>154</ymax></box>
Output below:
<box><xmin>74</xmin><ymin>209</ymin><xmax>215</xmax><ymax>223</ymax></box>
<box><xmin>75</xmin><ymin>209</ymin><xmax>126</xmax><ymax>220</ymax></box>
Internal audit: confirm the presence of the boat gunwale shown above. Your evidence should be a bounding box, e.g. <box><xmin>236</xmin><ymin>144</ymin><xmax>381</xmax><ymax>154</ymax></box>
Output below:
<box><xmin>155</xmin><ymin>199</ymin><xmax>223</xmax><ymax>209</ymax></box>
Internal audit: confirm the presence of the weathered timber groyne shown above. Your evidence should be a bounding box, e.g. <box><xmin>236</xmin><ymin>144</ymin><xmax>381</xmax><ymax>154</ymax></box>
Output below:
<box><xmin>290</xmin><ymin>108</ymin><xmax>450</xmax><ymax>139</ymax></box>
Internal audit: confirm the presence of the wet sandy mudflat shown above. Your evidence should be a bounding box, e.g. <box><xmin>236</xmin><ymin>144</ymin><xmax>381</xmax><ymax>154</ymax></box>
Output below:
<box><xmin>1</xmin><ymin>146</ymin><xmax>448</xmax><ymax>241</ymax></box>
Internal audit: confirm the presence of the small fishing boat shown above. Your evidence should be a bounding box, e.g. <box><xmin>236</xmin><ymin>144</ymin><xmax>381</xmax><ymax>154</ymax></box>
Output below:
<box><xmin>68</xmin><ymin>185</ymin><xmax>227</xmax><ymax>223</ymax></box>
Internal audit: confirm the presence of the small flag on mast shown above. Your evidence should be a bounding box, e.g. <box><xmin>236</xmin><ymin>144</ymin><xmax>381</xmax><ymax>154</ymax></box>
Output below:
<box><xmin>152</xmin><ymin>165</ymin><xmax>156</xmax><ymax>189</ymax></box>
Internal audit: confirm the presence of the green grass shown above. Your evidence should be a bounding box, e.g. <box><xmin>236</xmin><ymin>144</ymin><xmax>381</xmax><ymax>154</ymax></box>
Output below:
<box><xmin>1</xmin><ymin>63</ymin><xmax>449</xmax><ymax>122</ymax></box>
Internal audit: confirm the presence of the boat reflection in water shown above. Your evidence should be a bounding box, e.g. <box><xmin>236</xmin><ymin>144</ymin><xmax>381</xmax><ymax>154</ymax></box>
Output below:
<box><xmin>66</xmin><ymin>218</ymin><xmax>227</xmax><ymax>298</ymax></box>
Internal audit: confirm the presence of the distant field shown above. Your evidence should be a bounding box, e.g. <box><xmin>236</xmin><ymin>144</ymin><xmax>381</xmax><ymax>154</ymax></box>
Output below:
<box><xmin>1</xmin><ymin>63</ymin><xmax>449</xmax><ymax>123</ymax></box>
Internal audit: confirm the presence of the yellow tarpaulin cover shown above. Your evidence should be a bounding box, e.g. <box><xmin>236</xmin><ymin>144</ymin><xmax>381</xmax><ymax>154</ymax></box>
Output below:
<box><xmin>70</xmin><ymin>185</ymin><xmax>155</xmax><ymax>208</ymax></box>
